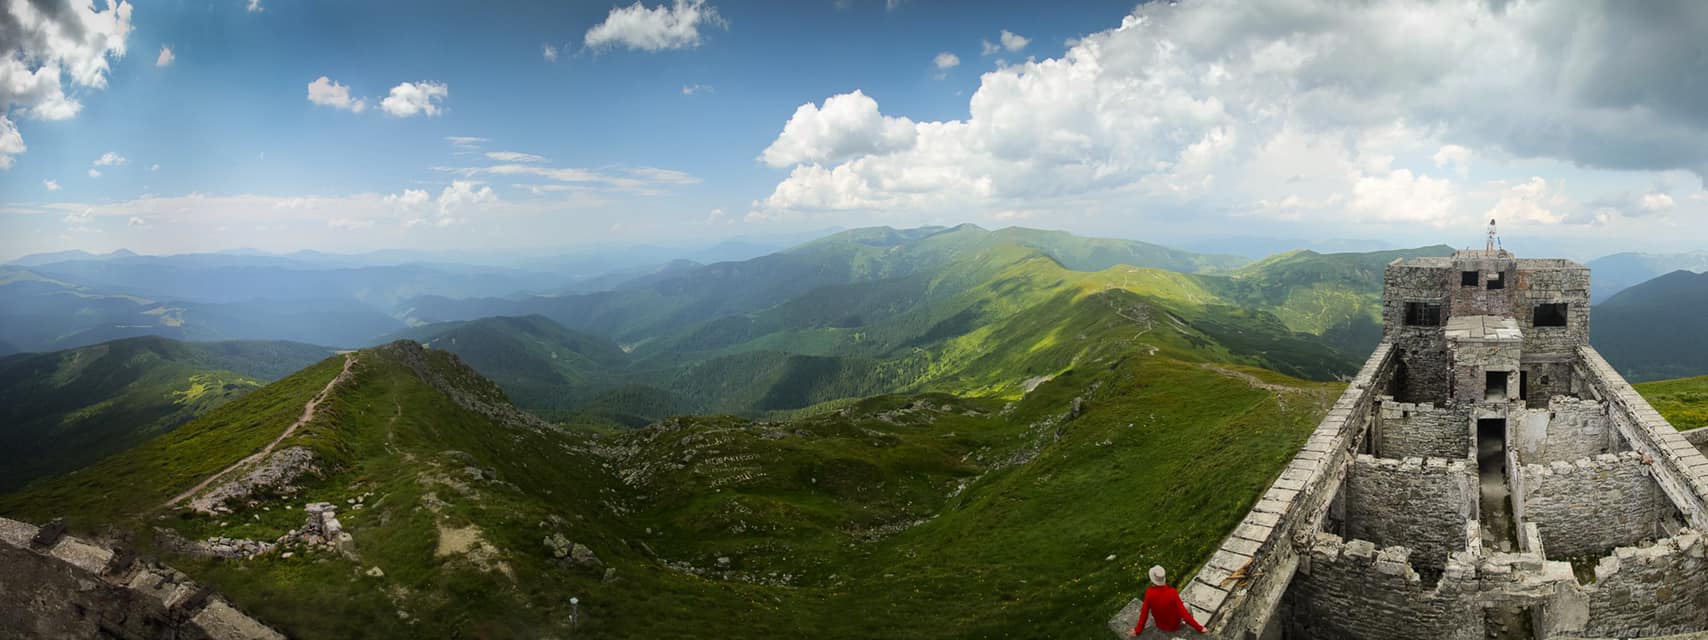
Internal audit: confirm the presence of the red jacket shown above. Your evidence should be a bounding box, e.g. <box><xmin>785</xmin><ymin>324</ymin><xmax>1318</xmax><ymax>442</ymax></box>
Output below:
<box><xmin>1133</xmin><ymin>585</ymin><xmax>1205</xmax><ymax>634</ymax></box>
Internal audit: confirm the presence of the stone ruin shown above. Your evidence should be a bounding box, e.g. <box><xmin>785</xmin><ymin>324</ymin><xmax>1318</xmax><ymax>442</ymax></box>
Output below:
<box><xmin>1112</xmin><ymin>246</ymin><xmax>1708</xmax><ymax>639</ymax></box>
<box><xmin>0</xmin><ymin>516</ymin><xmax>285</xmax><ymax>640</ymax></box>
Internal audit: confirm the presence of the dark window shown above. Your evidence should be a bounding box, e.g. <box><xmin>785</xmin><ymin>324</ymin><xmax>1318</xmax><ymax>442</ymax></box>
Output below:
<box><xmin>1404</xmin><ymin>302</ymin><xmax>1442</xmax><ymax>326</ymax></box>
<box><xmin>1462</xmin><ymin>271</ymin><xmax>1479</xmax><ymax>286</ymax></box>
<box><xmin>1533</xmin><ymin>303</ymin><xmax>1568</xmax><ymax>327</ymax></box>
<box><xmin>1486</xmin><ymin>371</ymin><xmax>1509</xmax><ymax>402</ymax></box>
<box><xmin>1486</xmin><ymin>272</ymin><xmax>1505</xmax><ymax>290</ymax></box>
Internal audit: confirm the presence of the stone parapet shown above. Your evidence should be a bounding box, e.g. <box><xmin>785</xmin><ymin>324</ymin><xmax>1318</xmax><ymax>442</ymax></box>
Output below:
<box><xmin>0</xmin><ymin>516</ymin><xmax>286</xmax><ymax>640</ymax></box>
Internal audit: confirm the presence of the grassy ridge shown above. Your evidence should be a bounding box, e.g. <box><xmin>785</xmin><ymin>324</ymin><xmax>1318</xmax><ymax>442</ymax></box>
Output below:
<box><xmin>0</xmin><ymin>336</ymin><xmax>333</xmax><ymax>492</ymax></box>
<box><xmin>1</xmin><ymin>337</ymin><xmax>1335</xmax><ymax>638</ymax></box>
<box><xmin>1635</xmin><ymin>375</ymin><xmax>1708</xmax><ymax>430</ymax></box>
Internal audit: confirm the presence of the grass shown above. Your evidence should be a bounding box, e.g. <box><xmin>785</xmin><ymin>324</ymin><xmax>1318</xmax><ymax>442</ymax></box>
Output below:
<box><xmin>1634</xmin><ymin>375</ymin><xmax>1708</xmax><ymax>431</ymax></box>
<box><xmin>1</xmin><ymin>339</ymin><xmax>1337</xmax><ymax>639</ymax></box>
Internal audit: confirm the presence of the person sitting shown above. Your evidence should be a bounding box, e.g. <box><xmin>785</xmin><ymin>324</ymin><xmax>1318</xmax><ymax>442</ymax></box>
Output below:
<box><xmin>1131</xmin><ymin>565</ymin><xmax>1205</xmax><ymax>636</ymax></box>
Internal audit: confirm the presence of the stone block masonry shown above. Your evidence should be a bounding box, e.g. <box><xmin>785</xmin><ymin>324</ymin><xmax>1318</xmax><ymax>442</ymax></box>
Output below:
<box><xmin>1374</xmin><ymin>400</ymin><xmax>1470</xmax><ymax>459</ymax></box>
<box><xmin>1343</xmin><ymin>454</ymin><xmax>1477</xmax><ymax>571</ymax></box>
<box><xmin>1515</xmin><ymin>396</ymin><xmax>1616</xmax><ymax>465</ymax></box>
<box><xmin>1519</xmin><ymin>451</ymin><xmax>1667</xmax><ymax>558</ymax></box>
<box><xmin>0</xmin><ymin>516</ymin><xmax>285</xmax><ymax>640</ymax></box>
<box><xmin>1576</xmin><ymin>531</ymin><xmax>1708</xmax><ymax>637</ymax></box>
<box><xmin>1281</xmin><ymin>532</ymin><xmax>1480</xmax><ymax>640</ymax></box>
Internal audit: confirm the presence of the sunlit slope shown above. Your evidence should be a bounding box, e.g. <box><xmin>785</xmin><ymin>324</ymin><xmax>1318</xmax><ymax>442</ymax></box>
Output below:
<box><xmin>401</xmin><ymin>243</ymin><xmax>1352</xmax><ymax>422</ymax></box>
<box><xmin>0</xmin><ymin>336</ymin><xmax>333</xmax><ymax>492</ymax></box>
<box><xmin>1635</xmin><ymin>375</ymin><xmax>1708</xmax><ymax>430</ymax></box>
<box><xmin>1</xmin><ymin>339</ymin><xmax>1337</xmax><ymax>639</ymax></box>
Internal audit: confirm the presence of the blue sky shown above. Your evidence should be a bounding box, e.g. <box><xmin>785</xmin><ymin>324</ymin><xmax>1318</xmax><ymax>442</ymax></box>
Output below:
<box><xmin>3</xmin><ymin>0</ymin><xmax>1708</xmax><ymax>260</ymax></box>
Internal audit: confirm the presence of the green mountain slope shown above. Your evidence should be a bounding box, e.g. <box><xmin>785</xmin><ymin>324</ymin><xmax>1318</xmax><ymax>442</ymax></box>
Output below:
<box><xmin>396</xmin><ymin>241</ymin><xmax>1351</xmax><ymax>425</ymax></box>
<box><xmin>0</xmin><ymin>336</ymin><xmax>333</xmax><ymax>492</ymax></box>
<box><xmin>1592</xmin><ymin>270</ymin><xmax>1708</xmax><ymax>381</ymax></box>
<box><xmin>0</xmin><ymin>339</ymin><xmax>1337</xmax><ymax>639</ymax></box>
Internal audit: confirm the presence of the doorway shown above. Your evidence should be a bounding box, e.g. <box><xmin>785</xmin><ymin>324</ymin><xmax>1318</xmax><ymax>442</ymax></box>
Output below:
<box><xmin>1477</xmin><ymin>418</ymin><xmax>1515</xmax><ymax>551</ymax></box>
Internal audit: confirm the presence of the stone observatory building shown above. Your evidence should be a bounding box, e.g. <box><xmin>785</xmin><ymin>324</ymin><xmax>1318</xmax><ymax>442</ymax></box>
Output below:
<box><xmin>1112</xmin><ymin>244</ymin><xmax>1708</xmax><ymax>639</ymax></box>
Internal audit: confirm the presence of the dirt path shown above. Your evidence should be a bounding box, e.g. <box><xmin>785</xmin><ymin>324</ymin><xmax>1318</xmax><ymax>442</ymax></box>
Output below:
<box><xmin>164</xmin><ymin>354</ymin><xmax>358</xmax><ymax>510</ymax></box>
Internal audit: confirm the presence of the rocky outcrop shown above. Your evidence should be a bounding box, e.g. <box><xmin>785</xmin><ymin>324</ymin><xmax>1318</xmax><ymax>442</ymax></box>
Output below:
<box><xmin>0</xmin><ymin>516</ymin><xmax>285</xmax><ymax>640</ymax></box>
<box><xmin>189</xmin><ymin>446</ymin><xmax>319</xmax><ymax>514</ymax></box>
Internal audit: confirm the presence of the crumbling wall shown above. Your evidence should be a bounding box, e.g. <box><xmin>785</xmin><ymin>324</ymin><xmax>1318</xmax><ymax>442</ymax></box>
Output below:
<box><xmin>0</xmin><ymin>517</ymin><xmax>284</xmax><ymax>640</ymax></box>
<box><xmin>1343</xmin><ymin>455</ymin><xmax>1476</xmax><ymax>570</ymax></box>
<box><xmin>1282</xmin><ymin>533</ymin><xmax>1480</xmax><ymax>640</ymax></box>
<box><xmin>1448</xmin><ymin>255</ymin><xmax>1516</xmax><ymax>317</ymax></box>
<box><xmin>1580</xmin><ymin>531</ymin><xmax>1708</xmax><ymax>637</ymax></box>
<box><xmin>1375</xmin><ymin>400</ymin><xmax>1470</xmax><ymax>459</ymax></box>
<box><xmin>1519</xmin><ymin>452</ymin><xmax>1666</xmax><ymax>558</ymax></box>
<box><xmin>1578</xmin><ymin>348</ymin><xmax>1708</xmax><ymax>529</ymax></box>
<box><xmin>1522</xmin><ymin>361</ymin><xmax>1575</xmax><ymax>409</ymax></box>
<box><xmin>1515</xmin><ymin>396</ymin><xmax>1615</xmax><ymax>465</ymax></box>
<box><xmin>1449</xmin><ymin>336</ymin><xmax>1520</xmax><ymax>405</ymax></box>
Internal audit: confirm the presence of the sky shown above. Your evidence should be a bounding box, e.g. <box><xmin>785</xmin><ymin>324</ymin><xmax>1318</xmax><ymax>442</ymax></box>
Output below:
<box><xmin>2</xmin><ymin>0</ymin><xmax>1707</xmax><ymax>261</ymax></box>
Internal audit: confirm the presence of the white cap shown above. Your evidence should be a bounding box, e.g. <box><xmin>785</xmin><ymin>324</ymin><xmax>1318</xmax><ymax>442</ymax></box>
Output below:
<box><xmin>1149</xmin><ymin>565</ymin><xmax>1167</xmax><ymax>585</ymax></box>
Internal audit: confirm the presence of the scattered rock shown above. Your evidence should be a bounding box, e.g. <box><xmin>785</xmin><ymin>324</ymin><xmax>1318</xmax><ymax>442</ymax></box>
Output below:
<box><xmin>366</xmin><ymin>566</ymin><xmax>385</xmax><ymax>578</ymax></box>
<box><xmin>570</xmin><ymin>543</ymin><xmax>602</xmax><ymax>570</ymax></box>
<box><xmin>544</xmin><ymin>533</ymin><xmax>572</xmax><ymax>559</ymax></box>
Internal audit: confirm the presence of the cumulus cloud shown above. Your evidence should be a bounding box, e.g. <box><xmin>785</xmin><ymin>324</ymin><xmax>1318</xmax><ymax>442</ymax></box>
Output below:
<box><xmin>933</xmin><ymin>52</ymin><xmax>959</xmax><ymax>70</ymax></box>
<box><xmin>94</xmin><ymin>151</ymin><xmax>126</xmax><ymax>167</ymax></box>
<box><xmin>542</xmin><ymin>43</ymin><xmax>559</xmax><ymax>62</ymax></box>
<box><xmin>384</xmin><ymin>188</ymin><xmax>430</xmax><ymax>211</ymax></box>
<box><xmin>681</xmin><ymin>83</ymin><xmax>711</xmax><ymax>95</ymax></box>
<box><xmin>43</xmin><ymin>179</ymin><xmax>60</xmax><ymax>191</ymax></box>
<box><xmin>486</xmin><ymin>151</ymin><xmax>547</xmax><ymax>163</ymax></box>
<box><xmin>584</xmin><ymin>0</ymin><xmax>726</xmax><ymax>52</ymax></box>
<box><xmin>431</xmin><ymin>181</ymin><xmax>496</xmax><ymax>225</ymax></box>
<box><xmin>750</xmin><ymin>0</ymin><xmax>1708</xmax><ymax>234</ymax></box>
<box><xmin>156</xmin><ymin>45</ymin><xmax>174</xmax><ymax>67</ymax></box>
<box><xmin>246</xmin><ymin>0</ymin><xmax>262</xmax><ymax>13</ymax></box>
<box><xmin>87</xmin><ymin>168</ymin><xmax>101</xmax><ymax>178</ymax></box>
<box><xmin>380</xmin><ymin>81</ymin><xmax>448</xmax><ymax>117</ymax></box>
<box><xmin>127</xmin><ymin>216</ymin><xmax>146</xmax><ymax>227</ymax></box>
<box><xmin>307</xmin><ymin>76</ymin><xmax>366</xmax><ymax>113</ymax></box>
<box><xmin>759</xmin><ymin>90</ymin><xmax>916</xmax><ymax>168</ymax></box>
<box><xmin>0</xmin><ymin>0</ymin><xmax>134</xmax><ymax>168</ymax></box>
<box><xmin>982</xmin><ymin>30</ymin><xmax>1029</xmax><ymax>56</ymax></box>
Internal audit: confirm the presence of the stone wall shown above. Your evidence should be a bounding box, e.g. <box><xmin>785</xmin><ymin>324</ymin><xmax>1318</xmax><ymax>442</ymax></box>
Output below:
<box><xmin>1515</xmin><ymin>260</ymin><xmax>1591</xmax><ymax>356</ymax></box>
<box><xmin>0</xmin><ymin>517</ymin><xmax>284</xmax><ymax>640</ymax></box>
<box><xmin>1578</xmin><ymin>347</ymin><xmax>1708</xmax><ymax>530</ymax></box>
<box><xmin>1374</xmin><ymin>400</ymin><xmax>1470</xmax><ymax>459</ymax></box>
<box><xmin>1519</xmin><ymin>452</ymin><xmax>1667</xmax><ymax>558</ymax></box>
<box><xmin>1448</xmin><ymin>255</ymin><xmax>1517</xmax><ymax>317</ymax></box>
<box><xmin>1109</xmin><ymin>344</ymin><xmax>1397</xmax><ymax>639</ymax></box>
<box><xmin>1384</xmin><ymin>261</ymin><xmax>1452</xmax><ymax>404</ymax></box>
<box><xmin>1281</xmin><ymin>532</ymin><xmax>1481</xmax><ymax>640</ymax></box>
<box><xmin>1449</xmin><ymin>337</ymin><xmax>1520</xmax><ymax>405</ymax></box>
<box><xmin>1515</xmin><ymin>396</ymin><xmax>1616</xmax><ymax>465</ymax></box>
<box><xmin>1579</xmin><ymin>531</ymin><xmax>1708</xmax><ymax>637</ymax></box>
<box><xmin>1522</xmin><ymin>360</ymin><xmax>1576</xmax><ymax>409</ymax></box>
<box><xmin>1343</xmin><ymin>455</ymin><xmax>1476</xmax><ymax>570</ymax></box>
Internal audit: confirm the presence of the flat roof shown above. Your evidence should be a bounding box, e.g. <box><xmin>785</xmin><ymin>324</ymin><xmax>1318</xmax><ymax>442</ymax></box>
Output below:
<box><xmin>1445</xmin><ymin>315</ymin><xmax>1522</xmax><ymax>342</ymax></box>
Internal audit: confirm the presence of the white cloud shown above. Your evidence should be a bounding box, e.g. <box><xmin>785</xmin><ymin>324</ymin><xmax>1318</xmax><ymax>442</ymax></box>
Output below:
<box><xmin>543</xmin><ymin>43</ymin><xmax>559</xmax><ymax>62</ymax></box>
<box><xmin>1484</xmin><ymin>178</ymin><xmax>1564</xmax><ymax>225</ymax></box>
<box><xmin>1639</xmin><ymin>192</ymin><xmax>1676</xmax><ymax>212</ymax></box>
<box><xmin>156</xmin><ymin>46</ymin><xmax>174</xmax><ymax>67</ymax></box>
<box><xmin>0</xmin><ymin>0</ymin><xmax>133</xmax><ymax>167</ymax></box>
<box><xmin>749</xmin><ymin>0</ymin><xmax>1708</xmax><ymax>241</ymax></box>
<box><xmin>150</xmin><ymin>163</ymin><xmax>159</xmax><ymax>171</ymax></box>
<box><xmin>584</xmin><ymin>0</ymin><xmax>726</xmax><ymax>52</ymax></box>
<box><xmin>307</xmin><ymin>76</ymin><xmax>366</xmax><ymax>113</ymax></box>
<box><xmin>0</xmin><ymin>117</ymin><xmax>24</xmax><ymax>169</ymax></box>
<box><xmin>682</xmin><ymin>83</ymin><xmax>712</xmax><ymax>95</ymax></box>
<box><xmin>94</xmin><ymin>151</ymin><xmax>126</xmax><ymax>167</ymax></box>
<box><xmin>128</xmin><ymin>216</ymin><xmax>146</xmax><ymax>227</ymax></box>
<box><xmin>758</xmin><ymin>90</ymin><xmax>916</xmax><ymax>168</ymax></box>
<box><xmin>327</xmin><ymin>217</ymin><xmax>373</xmax><ymax>230</ymax></box>
<box><xmin>933</xmin><ymin>52</ymin><xmax>960</xmax><ymax>70</ymax></box>
<box><xmin>446</xmin><ymin>136</ymin><xmax>488</xmax><ymax>150</ymax></box>
<box><xmin>434</xmin><ymin>181</ymin><xmax>496</xmax><ymax>225</ymax></box>
<box><xmin>706</xmin><ymin>208</ymin><xmax>732</xmax><ymax>224</ymax></box>
<box><xmin>87</xmin><ymin>168</ymin><xmax>101</xmax><ymax>178</ymax></box>
<box><xmin>380</xmin><ymin>81</ymin><xmax>448</xmax><ymax>117</ymax></box>
<box><xmin>247</xmin><ymin>0</ymin><xmax>263</xmax><ymax>13</ymax></box>
<box><xmin>999</xmin><ymin>30</ymin><xmax>1029</xmax><ymax>53</ymax></box>
<box><xmin>384</xmin><ymin>189</ymin><xmax>430</xmax><ymax>211</ymax></box>
<box><xmin>486</xmin><ymin>151</ymin><xmax>547</xmax><ymax>163</ymax></box>
<box><xmin>43</xmin><ymin>179</ymin><xmax>60</xmax><ymax>191</ymax></box>
<box><xmin>437</xmin><ymin>163</ymin><xmax>699</xmax><ymax>191</ymax></box>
